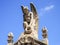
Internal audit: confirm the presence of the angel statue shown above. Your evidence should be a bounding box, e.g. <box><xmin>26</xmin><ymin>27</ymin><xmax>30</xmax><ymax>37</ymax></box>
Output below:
<box><xmin>21</xmin><ymin>3</ymin><xmax>39</xmax><ymax>39</ymax></box>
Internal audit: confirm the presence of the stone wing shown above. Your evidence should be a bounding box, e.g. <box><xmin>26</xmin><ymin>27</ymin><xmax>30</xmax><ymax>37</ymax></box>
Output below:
<box><xmin>30</xmin><ymin>3</ymin><xmax>39</xmax><ymax>32</ymax></box>
<box><xmin>21</xmin><ymin>6</ymin><xmax>24</xmax><ymax>14</ymax></box>
<box><xmin>21</xmin><ymin>6</ymin><xmax>24</xmax><ymax>13</ymax></box>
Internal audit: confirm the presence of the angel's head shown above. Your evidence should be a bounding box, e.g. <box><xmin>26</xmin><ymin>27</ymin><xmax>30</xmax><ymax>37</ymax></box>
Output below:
<box><xmin>21</xmin><ymin>6</ymin><xmax>29</xmax><ymax>15</ymax></box>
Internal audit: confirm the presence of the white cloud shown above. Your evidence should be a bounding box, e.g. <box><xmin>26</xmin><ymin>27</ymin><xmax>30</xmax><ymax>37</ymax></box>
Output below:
<box><xmin>40</xmin><ymin>5</ymin><xmax>54</xmax><ymax>16</ymax></box>
<box><xmin>44</xmin><ymin>5</ymin><xmax>54</xmax><ymax>11</ymax></box>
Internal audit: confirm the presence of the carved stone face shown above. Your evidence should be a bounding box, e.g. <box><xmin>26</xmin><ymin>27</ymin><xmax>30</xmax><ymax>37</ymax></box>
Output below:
<box><xmin>23</xmin><ymin>8</ymin><xmax>29</xmax><ymax>15</ymax></box>
<box><xmin>24</xmin><ymin>12</ymin><xmax>31</xmax><ymax>23</ymax></box>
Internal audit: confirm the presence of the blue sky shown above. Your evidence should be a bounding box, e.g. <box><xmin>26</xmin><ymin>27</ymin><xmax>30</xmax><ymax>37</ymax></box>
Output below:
<box><xmin>0</xmin><ymin>0</ymin><xmax>60</xmax><ymax>45</ymax></box>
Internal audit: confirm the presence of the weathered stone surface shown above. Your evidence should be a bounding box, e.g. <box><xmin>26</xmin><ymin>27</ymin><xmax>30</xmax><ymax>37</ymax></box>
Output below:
<box><xmin>7</xmin><ymin>3</ymin><xmax>48</xmax><ymax>45</ymax></box>
<box><xmin>22</xmin><ymin>3</ymin><xmax>39</xmax><ymax>39</ymax></box>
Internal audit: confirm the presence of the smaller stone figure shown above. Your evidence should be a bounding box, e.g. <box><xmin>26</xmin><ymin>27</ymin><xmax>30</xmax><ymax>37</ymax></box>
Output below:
<box><xmin>7</xmin><ymin>32</ymin><xmax>14</xmax><ymax>45</ymax></box>
<box><xmin>42</xmin><ymin>27</ymin><xmax>49</xmax><ymax>45</ymax></box>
